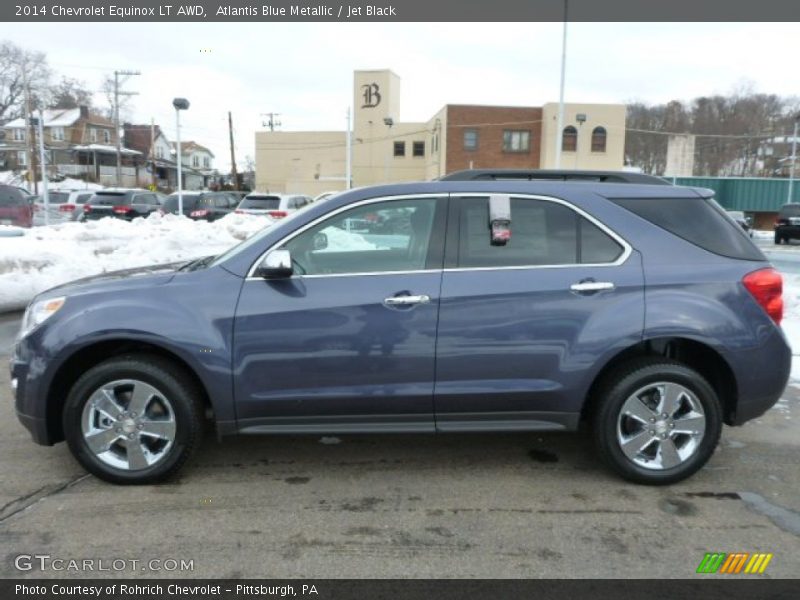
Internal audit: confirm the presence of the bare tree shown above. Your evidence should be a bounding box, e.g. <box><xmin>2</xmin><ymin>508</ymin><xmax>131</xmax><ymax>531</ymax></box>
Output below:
<box><xmin>0</xmin><ymin>40</ymin><xmax>50</xmax><ymax>124</ymax></box>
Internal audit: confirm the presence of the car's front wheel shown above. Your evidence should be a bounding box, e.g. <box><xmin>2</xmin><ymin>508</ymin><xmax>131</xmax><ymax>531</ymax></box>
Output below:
<box><xmin>592</xmin><ymin>358</ymin><xmax>722</xmax><ymax>485</ymax></box>
<box><xmin>63</xmin><ymin>354</ymin><xmax>204</xmax><ymax>484</ymax></box>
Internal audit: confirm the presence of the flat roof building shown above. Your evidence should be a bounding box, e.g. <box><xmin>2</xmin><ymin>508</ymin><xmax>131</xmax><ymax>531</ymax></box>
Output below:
<box><xmin>255</xmin><ymin>69</ymin><xmax>626</xmax><ymax>194</ymax></box>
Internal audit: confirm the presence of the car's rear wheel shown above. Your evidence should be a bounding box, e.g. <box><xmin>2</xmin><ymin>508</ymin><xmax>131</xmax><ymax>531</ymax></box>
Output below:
<box><xmin>592</xmin><ymin>358</ymin><xmax>722</xmax><ymax>485</ymax></box>
<box><xmin>63</xmin><ymin>354</ymin><xmax>204</xmax><ymax>484</ymax></box>
<box><xmin>775</xmin><ymin>233</ymin><xmax>784</xmax><ymax>244</ymax></box>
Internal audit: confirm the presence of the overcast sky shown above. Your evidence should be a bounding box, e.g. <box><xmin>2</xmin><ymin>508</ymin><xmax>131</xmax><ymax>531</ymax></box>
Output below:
<box><xmin>3</xmin><ymin>22</ymin><xmax>799</xmax><ymax>171</ymax></box>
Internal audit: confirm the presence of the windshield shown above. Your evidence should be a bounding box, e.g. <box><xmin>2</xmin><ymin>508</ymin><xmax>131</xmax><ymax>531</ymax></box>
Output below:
<box><xmin>240</xmin><ymin>196</ymin><xmax>280</xmax><ymax>209</ymax></box>
<box><xmin>89</xmin><ymin>192</ymin><xmax>129</xmax><ymax>206</ymax></box>
<box><xmin>209</xmin><ymin>207</ymin><xmax>308</xmax><ymax>268</ymax></box>
<box><xmin>45</xmin><ymin>191</ymin><xmax>71</xmax><ymax>204</ymax></box>
<box><xmin>163</xmin><ymin>194</ymin><xmax>200</xmax><ymax>211</ymax></box>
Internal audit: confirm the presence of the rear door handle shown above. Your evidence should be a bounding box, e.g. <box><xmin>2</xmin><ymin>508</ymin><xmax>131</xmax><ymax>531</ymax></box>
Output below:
<box><xmin>570</xmin><ymin>281</ymin><xmax>615</xmax><ymax>293</ymax></box>
<box><xmin>384</xmin><ymin>294</ymin><xmax>431</xmax><ymax>306</ymax></box>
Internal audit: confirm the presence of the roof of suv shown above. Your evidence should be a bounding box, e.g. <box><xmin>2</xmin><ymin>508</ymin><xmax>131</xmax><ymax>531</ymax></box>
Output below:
<box><xmin>439</xmin><ymin>169</ymin><xmax>672</xmax><ymax>185</ymax></box>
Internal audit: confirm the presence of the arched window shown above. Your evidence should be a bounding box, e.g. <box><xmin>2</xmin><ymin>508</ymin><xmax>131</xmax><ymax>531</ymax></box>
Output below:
<box><xmin>591</xmin><ymin>126</ymin><xmax>607</xmax><ymax>152</ymax></box>
<box><xmin>562</xmin><ymin>126</ymin><xmax>577</xmax><ymax>152</ymax></box>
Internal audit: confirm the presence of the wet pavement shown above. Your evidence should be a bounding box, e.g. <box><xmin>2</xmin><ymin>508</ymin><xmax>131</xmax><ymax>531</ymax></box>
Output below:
<box><xmin>1</xmin><ymin>313</ymin><xmax>799</xmax><ymax>579</ymax></box>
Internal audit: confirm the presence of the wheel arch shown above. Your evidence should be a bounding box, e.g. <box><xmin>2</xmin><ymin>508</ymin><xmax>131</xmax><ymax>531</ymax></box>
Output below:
<box><xmin>582</xmin><ymin>336</ymin><xmax>738</xmax><ymax>425</ymax></box>
<box><xmin>45</xmin><ymin>339</ymin><xmax>215</xmax><ymax>444</ymax></box>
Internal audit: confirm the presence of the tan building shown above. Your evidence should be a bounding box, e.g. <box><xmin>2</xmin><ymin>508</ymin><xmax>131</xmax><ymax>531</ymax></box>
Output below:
<box><xmin>255</xmin><ymin>70</ymin><xmax>626</xmax><ymax>194</ymax></box>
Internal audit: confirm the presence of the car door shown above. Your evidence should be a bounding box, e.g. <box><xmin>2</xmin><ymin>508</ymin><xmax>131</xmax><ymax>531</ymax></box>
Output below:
<box><xmin>434</xmin><ymin>193</ymin><xmax>644</xmax><ymax>431</ymax></box>
<box><xmin>233</xmin><ymin>195</ymin><xmax>447</xmax><ymax>432</ymax></box>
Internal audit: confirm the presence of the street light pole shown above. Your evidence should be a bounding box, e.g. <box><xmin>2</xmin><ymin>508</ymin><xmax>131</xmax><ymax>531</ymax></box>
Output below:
<box><xmin>788</xmin><ymin>115</ymin><xmax>799</xmax><ymax>204</ymax></box>
<box><xmin>554</xmin><ymin>0</ymin><xmax>568</xmax><ymax>169</ymax></box>
<box><xmin>172</xmin><ymin>98</ymin><xmax>190</xmax><ymax>215</ymax></box>
<box><xmin>35</xmin><ymin>111</ymin><xmax>49</xmax><ymax>226</ymax></box>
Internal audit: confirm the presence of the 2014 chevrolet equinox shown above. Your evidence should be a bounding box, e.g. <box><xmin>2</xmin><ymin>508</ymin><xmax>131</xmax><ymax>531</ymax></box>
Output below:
<box><xmin>11</xmin><ymin>176</ymin><xmax>791</xmax><ymax>485</ymax></box>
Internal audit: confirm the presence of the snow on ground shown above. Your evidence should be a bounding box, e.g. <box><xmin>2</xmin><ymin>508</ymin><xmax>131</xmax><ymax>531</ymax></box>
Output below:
<box><xmin>780</xmin><ymin>272</ymin><xmax>800</xmax><ymax>380</ymax></box>
<box><xmin>0</xmin><ymin>213</ymin><xmax>380</xmax><ymax>312</ymax></box>
<box><xmin>0</xmin><ymin>213</ymin><xmax>273</xmax><ymax>311</ymax></box>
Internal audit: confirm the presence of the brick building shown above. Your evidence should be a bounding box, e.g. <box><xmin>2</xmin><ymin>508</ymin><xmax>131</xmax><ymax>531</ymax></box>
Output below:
<box><xmin>256</xmin><ymin>70</ymin><xmax>627</xmax><ymax>194</ymax></box>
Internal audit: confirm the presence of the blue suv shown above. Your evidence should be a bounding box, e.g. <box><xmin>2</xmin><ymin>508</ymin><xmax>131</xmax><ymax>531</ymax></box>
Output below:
<box><xmin>10</xmin><ymin>174</ymin><xmax>790</xmax><ymax>485</ymax></box>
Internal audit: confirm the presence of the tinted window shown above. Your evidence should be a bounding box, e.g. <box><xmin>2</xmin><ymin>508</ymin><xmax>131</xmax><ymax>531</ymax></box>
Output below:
<box><xmin>457</xmin><ymin>197</ymin><xmax>622</xmax><ymax>268</ymax></box>
<box><xmin>611</xmin><ymin>196</ymin><xmax>764</xmax><ymax>261</ymax></box>
<box><xmin>284</xmin><ymin>198</ymin><xmax>437</xmax><ymax>275</ymax></box>
<box><xmin>580</xmin><ymin>218</ymin><xmax>623</xmax><ymax>263</ymax></box>
<box><xmin>0</xmin><ymin>186</ymin><xmax>25</xmax><ymax>207</ymax></box>
<box><xmin>89</xmin><ymin>192</ymin><xmax>130</xmax><ymax>206</ymax></box>
<box><xmin>163</xmin><ymin>194</ymin><xmax>200</xmax><ymax>211</ymax></box>
<box><xmin>76</xmin><ymin>193</ymin><xmax>93</xmax><ymax>203</ymax></box>
<box><xmin>240</xmin><ymin>196</ymin><xmax>280</xmax><ymax>209</ymax></box>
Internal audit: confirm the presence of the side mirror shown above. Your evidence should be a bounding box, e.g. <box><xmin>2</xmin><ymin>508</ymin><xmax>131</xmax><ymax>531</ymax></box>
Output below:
<box><xmin>256</xmin><ymin>249</ymin><xmax>293</xmax><ymax>279</ymax></box>
<box><xmin>312</xmin><ymin>232</ymin><xmax>328</xmax><ymax>251</ymax></box>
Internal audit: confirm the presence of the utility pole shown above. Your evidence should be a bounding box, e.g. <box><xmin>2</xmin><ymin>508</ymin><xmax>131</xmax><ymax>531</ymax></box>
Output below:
<box><xmin>21</xmin><ymin>58</ymin><xmax>38</xmax><ymax>194</ymax></box>
<box><xmin>261</xmin><ymin>112</ymin><xmax>281</xmax><ymax>131</ymax></box>
<box><xmin>228</xmin><ymin>111</ymin><xmax>239</xmax><ymax>190</ymax></box>
<box><xmin>150</xmin><ymin>118</ymin><xmax>157</xmax><ymax>190</ymax></box>
<box><xmin>788</xmin><ymin>114</ymin><xmax>799</xmax><ymax>204</ymax></box>
<box><xmin>113</xmin><ymin>69</ymin><xmax>140</xmax><ymax>187</ymax></box>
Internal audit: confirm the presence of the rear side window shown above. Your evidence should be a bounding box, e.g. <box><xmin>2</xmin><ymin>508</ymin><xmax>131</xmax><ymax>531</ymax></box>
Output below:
<box><xmin>456</xmin><ymin>197</ymin><xmax>624</xmax><ymax>268</ymax></box>
<box><xmin>611</xmin><ymin>196</ymin><xmax>764</xmax><ymax>261</ymax></box>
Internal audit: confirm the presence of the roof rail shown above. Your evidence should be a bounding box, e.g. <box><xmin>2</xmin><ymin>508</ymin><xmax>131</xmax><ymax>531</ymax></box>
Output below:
<box><xmin>438</xmin><ymin>169</ymin><xmax>672</xmax><ymax>185</ymax></box>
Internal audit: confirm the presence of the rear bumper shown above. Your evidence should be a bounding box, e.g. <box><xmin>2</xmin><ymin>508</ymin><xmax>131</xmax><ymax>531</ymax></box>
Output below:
<box><xmin>725</xmin><ymin>325</ymin><xmax>791</xmax><ymax>425</ymax></box>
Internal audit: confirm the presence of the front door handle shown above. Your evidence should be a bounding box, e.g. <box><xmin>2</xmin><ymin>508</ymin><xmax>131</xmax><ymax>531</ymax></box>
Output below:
<box><xmin>570</xmin><ymin>281</ymin><xmax>615</xmax><ymax>293</ymax></box>
<box><xmin>384</xmin><ymin>294</ymin><xmax>431</xmax><ymax>306</ymax></box>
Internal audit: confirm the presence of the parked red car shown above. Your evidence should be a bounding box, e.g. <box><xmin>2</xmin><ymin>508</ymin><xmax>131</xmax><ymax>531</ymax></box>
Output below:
<box><xmin>0</xmin><ymin>184</ymin><xmax>34</xmax><ymax>228</ymax></box>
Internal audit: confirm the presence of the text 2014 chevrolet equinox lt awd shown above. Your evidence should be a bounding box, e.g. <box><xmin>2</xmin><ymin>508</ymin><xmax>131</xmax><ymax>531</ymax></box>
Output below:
<box><xmin>11</xmin><ymin>174</ymin><xmax>790</xmax><ymax>485</ymax></box>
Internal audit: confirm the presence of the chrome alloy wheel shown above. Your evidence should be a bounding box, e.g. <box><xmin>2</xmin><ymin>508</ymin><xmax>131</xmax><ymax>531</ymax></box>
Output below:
<box><xmin>81</xmin><ymin>379</ymin><xmax>176</xmax><ymax>471</ymax></box>
<box><xmin>615</xmin><ymin>382</ymin><xmax>706</xmax><ymax>470</ymax></box>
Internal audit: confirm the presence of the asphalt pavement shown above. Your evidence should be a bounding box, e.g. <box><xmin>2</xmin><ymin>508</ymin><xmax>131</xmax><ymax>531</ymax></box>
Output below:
<box><xmin>1</xmin><ymin>311</ymin><xmax>799</xmax><ymax>579</ymax></box>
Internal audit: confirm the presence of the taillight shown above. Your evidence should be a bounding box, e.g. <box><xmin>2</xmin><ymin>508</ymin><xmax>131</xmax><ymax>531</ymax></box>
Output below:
<box><xmin>113</xmin><ymin>205</ymin><xmax>132</xmax><ymax>214</ymax></box>
<box><xmin>190</xmin><ymin>209</ymin><xmax>209</xmax><ymax>217</ymax></box>
<box><xmin>83</xmin><ymin>204</ymin><xmax>91</xmax><ymax>212</ymax></box>
<box><xmin>743</xmin><ymin>268</ymin><xmax>783</xmax><ymax>325</ymax></box>
<box><xmin>268</xmin><ymin>210</ymin><xmax>288</xmax><ymax>218</ymax></box>
<box><xmin>59</xmin><ymin>204</ymin><xmax>75</xmax><ymax>212</ymax></box>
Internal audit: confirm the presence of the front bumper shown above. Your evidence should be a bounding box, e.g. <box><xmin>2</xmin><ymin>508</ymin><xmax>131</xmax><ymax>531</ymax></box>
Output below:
<box><xmin>10</xmin><ymin>352</ymin><xmax>55</xmax><ymax>446</ymax></box>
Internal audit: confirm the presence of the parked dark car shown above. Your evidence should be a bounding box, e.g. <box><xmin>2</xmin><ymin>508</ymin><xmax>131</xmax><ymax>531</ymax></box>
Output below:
<box><xmin>82</xmin><ymin>189</ymin><xmax>161</xmax><ymax>221</ymax></box>
<box><xmin>726</xmin><ymin>210</ymin><xmax>753</xmax><ymax>237</ymax></box>
<box><xmin>0</xmin><ymin>184</ymin><xmax>34</xmax><ymax>228</ymax></box>
<box><xmin>162</xmin><ymin>191</ymin><xmax>238</xmax><ymax>221</ymax></box>
<box><xmin>11</xmin><ymin>176</ymin><xmax>789</xmax><ymax>485</ymax></box>
<box><xmin>773</xmin><ymin>203</ymin><xmax>800</xmax><ymax>244</ymax></box>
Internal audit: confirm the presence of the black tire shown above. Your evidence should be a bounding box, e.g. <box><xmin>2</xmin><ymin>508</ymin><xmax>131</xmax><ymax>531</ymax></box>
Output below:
<box><xmin>63</xmin><ymin>354</ymin><xmax>204</xmax><ymax>485</ymax></box>
<box><xmin>775</xmin><ymin>233</ymin><xmax>783</xmax><ymax>244</ymax></box>
<box><xmin>591</xmin><ymin>357</ymin><xmax>722</xmax><ymax>485</ymax></box>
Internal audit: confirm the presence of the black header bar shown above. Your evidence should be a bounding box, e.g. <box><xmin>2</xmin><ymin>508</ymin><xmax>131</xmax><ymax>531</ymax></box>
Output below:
<box><xmin>3</xmin><ymin>0</ymin><xmax>800</xmax><ymax>22</ymax></box>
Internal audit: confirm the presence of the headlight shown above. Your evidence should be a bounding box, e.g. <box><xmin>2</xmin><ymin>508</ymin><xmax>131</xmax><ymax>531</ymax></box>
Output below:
<box><xmin>18</xmin><ymin>297</ymin><xmax>66</xmax><ymax>339</ymax></box>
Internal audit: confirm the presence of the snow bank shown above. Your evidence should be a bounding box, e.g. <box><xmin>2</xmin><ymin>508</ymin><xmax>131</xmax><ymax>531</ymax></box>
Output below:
<box><xmin>0</xmin><ymin>213</ymin><xmax>274</xmax><ymax>311</ymax></box>
<box><xmin>0</xmin><ymin>213</ymin><xmax>380</xmax><ymax>312</ymax></box>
